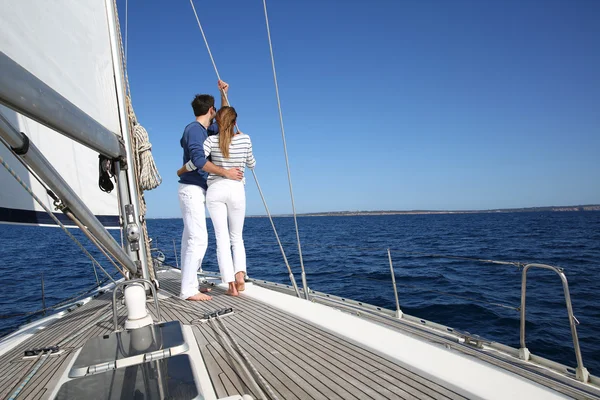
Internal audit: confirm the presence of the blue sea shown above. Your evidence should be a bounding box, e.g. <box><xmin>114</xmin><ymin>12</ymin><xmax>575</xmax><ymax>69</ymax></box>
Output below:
<box><xmin>1</xmin><ymin>212</ymin><xmax>599</xmax><ymax>374</ymax></box>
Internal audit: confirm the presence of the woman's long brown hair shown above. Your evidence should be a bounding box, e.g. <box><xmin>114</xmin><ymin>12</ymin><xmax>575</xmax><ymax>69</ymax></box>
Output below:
<box><xmin>215</xmin><ymin>106</ymin><xmax>237</xmax><ymax>158</ymax></box>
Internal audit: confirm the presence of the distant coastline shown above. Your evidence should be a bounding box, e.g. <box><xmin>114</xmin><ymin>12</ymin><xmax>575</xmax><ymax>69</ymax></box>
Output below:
<box><xmin>149</xmin><ymin>204</ymin><xmax>600</xmax><ymax>219</ymax></box>
<box><xmin>248</xmin><ymin>204</ymin><xmax>600</xmax><ymax>218</ymax></box>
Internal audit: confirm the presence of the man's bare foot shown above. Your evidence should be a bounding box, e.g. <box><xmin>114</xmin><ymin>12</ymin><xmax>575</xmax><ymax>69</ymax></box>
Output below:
<box><xmin>226</xmin><ymin>282</ymin><xmax>239</xmax><ymax>297</ymax></box>
<box><xmin>235</xmin><ymin>272</ymin><xmax>245</xmax><ymax>292</ymax></box>
<box><xmin>186</xmin><ymin>292</ymin><xmax>212</xmax><ymax>301</ymax></box>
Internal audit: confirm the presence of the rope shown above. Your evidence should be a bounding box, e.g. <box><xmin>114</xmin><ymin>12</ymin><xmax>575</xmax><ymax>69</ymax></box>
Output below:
<box><xmin>0</xmin><ymin>153</ymin><xmax>121</xmax><ymax>283</ymax></box>
<box><xmin>7</xmin><ymin>351</ymin><xmax>52</xmax><ymax>400</ymax></box>
<box><xmin>208</xmin><ymin>318</ymin><xmax>266</xmax><ymax>399</ymax></box>
<box><xmin>261</xmin><ymin>0</ymin><xmax>309</xmax><ymax>299</ymax></box>
<box><xmin>209</xmin><ymin>317</ymin><xmax>278</xmax><ymax>400</ymax></box>
<box><xmin>127</xmin><ymin>101</ymin><xmax>162</xmax><ymax>191</ymax></box>
<box><xmin>188</xmin><ymin>0</ymin><xmax>300</xmax><ymax>295</ymax></box>
<box><xmin>217</xmin><ymin>317</ymin><xmax>280</xmax><ymax>400</ymax></box>
<box><xmin>189</xmin><ymin>0</ymin><xmax>221</xmax><ymax>81</ymax></box>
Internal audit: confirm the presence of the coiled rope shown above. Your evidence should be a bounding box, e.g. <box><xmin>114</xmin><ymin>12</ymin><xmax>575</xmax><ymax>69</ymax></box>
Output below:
<box><xmin>126</xmin><ymin>98</ymin><xmax>162</xmax><ymax>191</ymax></box>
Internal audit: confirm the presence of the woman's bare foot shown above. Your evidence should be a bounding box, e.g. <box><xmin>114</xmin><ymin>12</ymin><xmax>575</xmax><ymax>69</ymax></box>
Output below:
<box><xmin>235</xmin><ymin>271</ymin><xmax>245</xmax><ymax>292</ymax></box>
<box><xmin>226</xmin><ymin>282</ymin><xmax>239</xmax><ymax>297</ymax></box>
<box><xmin>186</xmin><ymin>292</ymin><xmax>212</xmax><ymax>301</ymax></box>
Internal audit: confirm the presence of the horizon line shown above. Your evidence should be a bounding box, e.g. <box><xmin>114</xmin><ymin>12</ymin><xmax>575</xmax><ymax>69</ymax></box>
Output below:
<box><xmin>148</xmin><ymin>203</ymin><xmax>600</xmax><ymax>219</ymax></box>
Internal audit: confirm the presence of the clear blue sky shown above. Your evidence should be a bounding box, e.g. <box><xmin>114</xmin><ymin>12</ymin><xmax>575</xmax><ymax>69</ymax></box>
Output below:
<box><xmin>117</xmin><ymin>0</ymin><xmax>599</xmax><ymax>218</ymax></box>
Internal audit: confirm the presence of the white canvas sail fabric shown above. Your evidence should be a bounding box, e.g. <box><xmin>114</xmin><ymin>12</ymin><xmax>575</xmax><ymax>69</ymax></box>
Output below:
<box><xmin>0</xmin><ymin>0</ymin><xmax>122</xmax><ymax>227</ymax></box>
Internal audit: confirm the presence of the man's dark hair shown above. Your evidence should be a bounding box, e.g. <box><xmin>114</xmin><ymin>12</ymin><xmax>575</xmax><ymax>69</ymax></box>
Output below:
<box><xmin>191</xmin><ymin>94</ymin><xmax>215</xmax><ymax>117</ymax></box>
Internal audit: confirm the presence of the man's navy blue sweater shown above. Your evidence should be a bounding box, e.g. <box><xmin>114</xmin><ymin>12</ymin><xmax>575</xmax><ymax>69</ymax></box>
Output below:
<box><xmin>178</xmin><ymin>121</ymin><xmax>218</xmax><ymax>190</ymax></box>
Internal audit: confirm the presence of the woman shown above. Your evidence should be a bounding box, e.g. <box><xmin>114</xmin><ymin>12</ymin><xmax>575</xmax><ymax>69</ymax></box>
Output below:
<box><xmin>178</xmin><ymin>106</ymin><xmax>255</xmax><ymax>296</ymax></box>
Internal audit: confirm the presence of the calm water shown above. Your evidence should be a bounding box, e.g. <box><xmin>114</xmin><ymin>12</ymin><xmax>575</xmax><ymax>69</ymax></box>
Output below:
<box><xmin>1</xmin><ymin>212</ymin><xmax>599</xmax><ymax>374</ymax></box>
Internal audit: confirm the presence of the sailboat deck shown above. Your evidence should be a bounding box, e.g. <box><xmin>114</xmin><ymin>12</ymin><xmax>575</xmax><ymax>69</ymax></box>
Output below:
<box><xmin>0</xmin><ymin>270</ymin><xmax>468</xmax><ymax>399</ymax></box>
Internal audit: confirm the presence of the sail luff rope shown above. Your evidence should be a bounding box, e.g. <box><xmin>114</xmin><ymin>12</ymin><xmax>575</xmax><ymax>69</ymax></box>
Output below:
<box><xmin>0</xmin><ymin>153</ymin><xmax>120</xmax><ymax>283</ymax></box>
<box><xmin>261</xmin><ymin>0</ymin><xmax>309</xmax><ymax>299</ymax></box>
<box><xmin>188</xmin><ymin>0</ymin><xmax>302</xmax><ymax>296</ymax></box>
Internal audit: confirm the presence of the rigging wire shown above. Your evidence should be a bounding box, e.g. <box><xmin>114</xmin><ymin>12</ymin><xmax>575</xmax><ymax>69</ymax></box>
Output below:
<box><xmin>0</xmin><ymin>113</ymin><xmax>130</xmax><ymax>277</ymax></box>
<box><xmin>158</xmin><ymin>238</ymin><xmax>525</xmax><ymax>270</ymax></box>
<box><xmin>62</xmin><ymin>210</ymin><xmax>127</xmax><ymax>277</ymax></box>
<box><xmin>261</xmin><ymin>0</ymin><xmax>309</xmax><ymax>299</ymax></box>
<box><xmin>188</xmin><ymin>0</ymin><xmax>301</xmax><ymax>297</ymax></box>
<box><xmin>360</xmin><ymin>276</ymin><xmax>520</xmax><ymax>311</ymax></box>
<box><xmin>0</xmin><ymin>152</ymin><xmax>120</xmax><ymax>283</ymax></box>
<box><xmin>269</xmin><ymin>241</ymin><xmax>524</xmax><ymax>268</ymax></box>
<box><xmin>250</xmin><ymin>171</ymin><xmax>301</xmax><ymax>297</ymax></box>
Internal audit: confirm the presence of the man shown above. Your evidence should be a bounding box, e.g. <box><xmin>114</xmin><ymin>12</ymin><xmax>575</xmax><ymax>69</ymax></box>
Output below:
<box><xmin>178</xmin><ymin>80</ymin><xmax>243</xmax><ymax>301</ymax></box>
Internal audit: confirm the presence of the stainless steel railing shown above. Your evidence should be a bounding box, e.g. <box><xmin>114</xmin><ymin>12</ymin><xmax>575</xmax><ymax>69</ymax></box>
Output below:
<box><xmin>519</xmin><ymin>263</ymin><xmax>589</xmax><ymax>382</ymax></box>
<box><xmin>150</xmin><ymin>239</ymin><xmax>592</xmax><ymax>382</ymax></box>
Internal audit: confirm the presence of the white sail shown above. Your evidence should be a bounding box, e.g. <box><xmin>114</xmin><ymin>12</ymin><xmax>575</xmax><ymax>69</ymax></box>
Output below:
<box><xmin>0</xmin><ymin>0</ymin><xmax>122</xmax><ymax>227</ymax></box>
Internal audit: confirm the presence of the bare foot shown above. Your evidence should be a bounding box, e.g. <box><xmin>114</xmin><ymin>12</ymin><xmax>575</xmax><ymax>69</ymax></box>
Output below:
<box><xmin>226</xmin><ymin>282</ymin><xmax>239</xmax><ymax>297</ymax></box>
<box><xmin>235</xmin><ymin>272</ymin><xmax>245</xmax><ymax>292</ymax></box>
<box><xmin>186</xmin><ymin>292</ymin><xmax>212</xmax><ymax>301</ymax></box>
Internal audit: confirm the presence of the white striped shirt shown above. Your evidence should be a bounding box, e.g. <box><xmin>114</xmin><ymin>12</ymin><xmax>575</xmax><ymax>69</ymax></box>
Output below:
<box><xmin>203</xmin><ymin>133</ymin><xmax>256</xmax><ymax>185</ymax></box>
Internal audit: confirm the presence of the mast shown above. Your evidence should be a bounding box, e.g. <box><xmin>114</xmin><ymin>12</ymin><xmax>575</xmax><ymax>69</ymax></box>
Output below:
<box><xmin>104</xmin><ymin>0</ymin><xmax>151</xmax><ymax>281</ymax></box>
